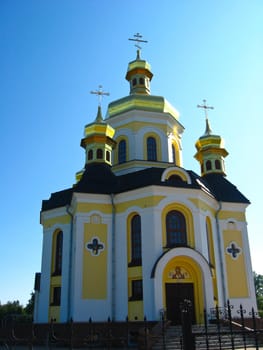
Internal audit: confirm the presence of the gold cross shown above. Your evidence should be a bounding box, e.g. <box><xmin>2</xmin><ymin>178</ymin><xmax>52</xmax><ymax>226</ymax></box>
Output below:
<box><xmin>128</xmin><ymin>33</ymin><xmax>148</xmax><ymax>50</ymax></box>
<box><xmin>90</xmin><ymin>85</ymin><xmax>110</xmax><ymax>106</ymax></box>
<box><xmin>197</xmin><ymin>99</ymin><xmax>214</xmax><ymax>119</ymax></box>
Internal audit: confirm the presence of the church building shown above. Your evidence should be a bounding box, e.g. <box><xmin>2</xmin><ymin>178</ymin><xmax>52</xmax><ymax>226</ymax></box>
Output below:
<box><xmin>34</xmin><ymin>42</ymin><xmax>257</xmax><ymax>325</ymax></box>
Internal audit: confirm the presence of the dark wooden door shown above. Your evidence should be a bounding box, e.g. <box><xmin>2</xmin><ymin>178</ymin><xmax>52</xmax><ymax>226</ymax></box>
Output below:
<box><xmin>165</xmin><ymin>283</ymin><xmax>195</xmax><ymax>325</ymax></box>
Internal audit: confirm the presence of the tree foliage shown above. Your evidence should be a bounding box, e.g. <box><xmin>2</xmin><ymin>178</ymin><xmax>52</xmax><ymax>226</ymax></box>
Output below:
<box><xmin>254</xmin><ymin>272</ymin><xmax>263</xmax><ymax>317</ymax></box>
<box><xmin>0</xmin><ymin>292</ymin><xmax>35</xmax><ymax>321</ymax></box>
<box><xmin>254</xmin><ymin>272</ymin><xmax>263</xmax><ymax>297</ymax></box>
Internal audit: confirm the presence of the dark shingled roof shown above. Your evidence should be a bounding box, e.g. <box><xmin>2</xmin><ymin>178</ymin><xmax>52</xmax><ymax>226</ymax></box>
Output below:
<box><xmin>202</xmin><ymin>173</ymin><xmax>250</xmax><ymax>204</ymax></box>
<box><xmin>41</xmin><ymin>164</ymin><xmax>249</xmax><ymax>211</ymax></box>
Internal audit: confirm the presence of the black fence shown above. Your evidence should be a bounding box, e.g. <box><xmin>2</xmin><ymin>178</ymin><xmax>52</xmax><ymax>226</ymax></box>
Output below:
<box><xmin>0</xmin><ymin>302</ymin><xmax>263</xmax><ymax>350</ymax></box>
<box><xmin>178</xmin><ymin>300</ymin><xmax>263</xmax><ymax>350</ymax></box>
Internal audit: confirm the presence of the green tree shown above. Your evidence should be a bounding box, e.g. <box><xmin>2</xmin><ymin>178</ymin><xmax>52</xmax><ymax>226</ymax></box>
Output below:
<box><xmin>24</xmin><ymin>292</ymin><xmax>35</xmax><ymax>315</ymax></box>
<box><xmin>0</xmin><ymin>300</ymin><xmax>24</xmax><ymax>321</ymax></box>
<box><xmin>254</xmin><ymin>272</ymin><xmax>263</xmax><ymax>317</ymax></box>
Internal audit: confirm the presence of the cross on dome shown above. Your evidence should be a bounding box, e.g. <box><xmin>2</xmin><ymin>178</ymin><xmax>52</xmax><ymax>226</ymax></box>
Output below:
<box><xmin>129</xmin><ymin>33</ymin><xmax>148</xmax><ymax>59</ymax></box>
<box><xmin>90</xmin><ymin>85</ymin><xmax>110</xmax><ymax>106</ymax></box>
<box><xmin>197</xmin><ymin>99</ymin><xmax>214</xmax><ymax>120</ymax></box>
<box><xmin>197</xmin><ymin>99</ymin><xmax>214</xmax><ymax>135</ymax></box>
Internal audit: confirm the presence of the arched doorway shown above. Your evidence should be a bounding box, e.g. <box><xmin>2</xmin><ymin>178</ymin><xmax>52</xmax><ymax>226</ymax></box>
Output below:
<box><xmin>163</xmin><ymin>258</ymin><xmax>203</xmax><ymax>324</ymax></box>
<box><xmin>153</xmin><ymin>248</ymin><xmax>214</xmax><ymax>325</ymax></box>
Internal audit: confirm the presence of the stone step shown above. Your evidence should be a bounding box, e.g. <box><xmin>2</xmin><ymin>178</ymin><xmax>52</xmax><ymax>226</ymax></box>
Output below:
<box><xmin>152</xmin><ymin>325</ymin><xmax>257</xmax><ymax>350</ymax></box>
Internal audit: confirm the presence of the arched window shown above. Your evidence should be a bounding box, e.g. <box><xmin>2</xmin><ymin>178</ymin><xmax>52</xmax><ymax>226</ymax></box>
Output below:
<box><xmin>167</xmin><ymin>175</ymin><xmax>185</xmax><ymax>185</ymax></box>
<box><xmin>139</xmin><ymin>77</ymin><xmax>144</xmax><ymax>84</ymax></box>
<box><xmin>118</xmin><ymin>140</ymin><xmax>126</xmax><ymax>164</ymax></box>
<box><xmin>215</xmin><ymin>159</ymin><xmax>221</xmax><ymax>169</ymax></box>
<box><xmin>132</xmin><ymin>78</ymin><xmax>137</xmax><ymax>86</ymax></box>
<box><xmin>88</xmin><ymin>149</ymin><xmax>93</xmax><ymax>160</ymax></box>
<box><xmin>166</xmin><ymin>211</ymin><xmax>187</xmax><ymax>247</ymax></box>
<box><xmin>53</xmin><ymin>230</ymin><xmax>63</xmax><ymax>275</ymax></box>
<box><xmin>130</xmin><ymin>215</ymin><xmax>142</xmax><ymax>266</ymax></box>
<box><xmin>172</xmin><ymin>144</ymin><xmax>176</xmax><ymax>163</ymax></box>
<box><xmin>147</xmin><ymin>136</ymin><xmax>157</xmax><ymax>161</ymax></box>
<box><xmin>206</xmin><ymin>160</ymin><xmax>212</xmax><ymax>171</ymax></box>
<box><xmin>97</xmin><ymin>148</ymin><xmax>103</xmax><ymax>159</ymax></box>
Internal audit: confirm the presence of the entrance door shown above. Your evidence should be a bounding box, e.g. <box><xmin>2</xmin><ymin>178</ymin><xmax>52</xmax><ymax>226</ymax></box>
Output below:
<box><xmin>165</xmin><ymin>283</ymin><xmax>196</xmax><ymax>325</ymax></box>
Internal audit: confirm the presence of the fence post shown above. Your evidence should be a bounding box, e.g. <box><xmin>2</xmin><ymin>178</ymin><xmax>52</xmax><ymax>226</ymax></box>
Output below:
<box><xmin>144</xmin><ymin>316</ymin><xmax>148</xmax><ymax>350</ymax></box>
<box><xmin>239</xmin><ymin>304</ymin><xmax>247</xmax><ymax>350</ymax></box>
<box><xmin>252</xmin><ymin>307</ymin><xmax>259</xmax><ymax>350</ymax></box>
<box><xmin>181</xmin><ymin>299</ymin><xmax>195</xmax><ymax>350</ymax></box>
<box><xmin>204</xmin><ymin>308</ymin><xmax>209</xmax><ymax>350</ymax></box>
<box><xmin>216</xmin><ymin>305</ymin><xmax>222</xmax><ymax>350</ymax></box>
<box><xmin>161</xmin><ymin>312</ymin><xmax>166</xmax><ymax>350</ymax></box>
<box><xmin>227</xmin><ymin>300</ymin><xmax>235</xmax><ymax>350</ymax></box>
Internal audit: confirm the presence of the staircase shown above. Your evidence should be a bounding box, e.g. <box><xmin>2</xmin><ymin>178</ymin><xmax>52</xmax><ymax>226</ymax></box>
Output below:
<box><xmin>152</xmin><ymin>324</ymin><xmax>257</xmax><ymax>350</ymax></box>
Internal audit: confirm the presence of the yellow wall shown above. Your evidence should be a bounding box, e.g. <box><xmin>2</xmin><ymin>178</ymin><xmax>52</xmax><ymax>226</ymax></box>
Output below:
<box><xmin>128</xmin><ymin>300</ymin><xmax>144</xmax><ymax>321</ymax></box>
<box><xmin>49</xmin><ymin>306</ymin><xmax>60</xmax><ymax>322</ymax></box>
<box><xmin>82</xmin><ymin>223</ymin><xmax>107</xmax><ymax>299</ymax></box>
<box><xmin>223</xmin><ymin>230</ymin><xmax>248</xmax><ymax>298</ymax></box>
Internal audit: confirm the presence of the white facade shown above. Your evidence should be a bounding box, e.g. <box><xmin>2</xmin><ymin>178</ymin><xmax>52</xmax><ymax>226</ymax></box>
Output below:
<box><xmin>34</xmin><ymin>51</ymin><xmax>257</xmax><ymax>324</ymax></box>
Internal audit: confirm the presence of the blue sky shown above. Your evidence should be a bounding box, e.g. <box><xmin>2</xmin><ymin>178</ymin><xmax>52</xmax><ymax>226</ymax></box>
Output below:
<box><xmin>0</xmin><ymin>0</ymin><xmax>262</xmax><ymax>306</ymax></box>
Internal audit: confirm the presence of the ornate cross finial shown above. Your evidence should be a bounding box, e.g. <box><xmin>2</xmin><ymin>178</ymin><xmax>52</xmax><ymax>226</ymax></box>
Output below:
<box><xmin>197</xmin><ymin>99</ymin><xmax>214</xmax><ymax>120</ymax></box>
<box><xmin>128</xmin><ymin>32</ymin><xmax>148</xmax><ymax>51</ymax></box>
<box><xmin>90</xmin><ymin>85</ymin><xmax>110</xmax><ymax>106</ymax></box>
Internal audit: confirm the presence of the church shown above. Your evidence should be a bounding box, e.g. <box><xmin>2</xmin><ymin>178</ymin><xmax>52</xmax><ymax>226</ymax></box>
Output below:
<box><xmin>34</xmin><ymin>39</ymin><xmax>257</xmax><ymax>325</ymax></box>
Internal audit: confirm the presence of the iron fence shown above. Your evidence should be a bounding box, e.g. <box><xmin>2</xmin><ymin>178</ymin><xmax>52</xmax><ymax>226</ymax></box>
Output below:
<box><xmin>0</xmin><ymin>302</ymin><xmax>262</xmax><ymax>350</ymax></box>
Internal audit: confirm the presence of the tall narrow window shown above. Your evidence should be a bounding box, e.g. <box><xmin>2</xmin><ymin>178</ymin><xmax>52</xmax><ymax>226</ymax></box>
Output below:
<box><xmin>215</xmin><ymin>159</ymin><xmax>221</xmax><ymax>170</ymax></box>
<box><xmin>54</xmin><ymin>231</ymin><xmax>63</xmax><ymax>275</ymax></box>
<box><xmin>147</xmin><ymin>136</ymin><xmax>157</xmax><ymax>161</ymax></box>
<box><xmin>129</xmin><ymin>280</ymin><xmax>143</xmax><ymax>301</ymax></box>
<box><xmin>206</xmin><ymin>218</ymin><xmax>215</xmax><ymax>266</ymax></box>
<box><xmin>130</xmin><ymin>214</ymin><xmax>142</xmax><ymax>266</ymax></box>
<box><xmin>166</xmin><ymin>211</ymin><xmax>187</xmax><ymax>247</ymax></box>
<box><xmin>88</xmin><ymin>149</ymin><xmax>93</xmax><ymax>160</ymax></box>
<box><xmin>206</xmin><ymin>160</ymin><xmax>212</xmax><ymax>171</ymax></box>
<box><xmin>118</xmin><ymin>140</ymin><xmax>126</xmax><ymax>164</ymax></box>
<box><xmin>51</xmin><ymin>286</ymin><xmax>61</xmax><ymax>306</ymax></box>
<box><xmin>97</xmin><ymin>148</ymin><xmax>103</xmax><ymax>159</ymax></box>
<box><xmin>172</xmin><ymin>144</ymin><xmax>176</xmax><ymax>164</ymax></box>
<box><xmin>106</xmin><ymin>150</ymin><xmax>110</xmax><ymax>162</ymax></box>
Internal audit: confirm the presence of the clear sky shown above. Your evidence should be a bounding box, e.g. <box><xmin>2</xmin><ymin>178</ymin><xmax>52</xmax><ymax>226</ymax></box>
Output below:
<box><xmin>0</xmin><ymin>0</ymin><xmax>262</xmax><ymax>306</ymax></box>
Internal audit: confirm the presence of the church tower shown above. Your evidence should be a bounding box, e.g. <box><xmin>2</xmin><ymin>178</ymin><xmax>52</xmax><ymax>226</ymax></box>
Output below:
<box><xmin>34</xmin><ymin>36</ymin><xmax>257</xmax><ymax>325</ymax></box>
<box><xmin>194</xmin><ymin>100</ymin><xmax>228</xmax><ymax>176</ymax></box>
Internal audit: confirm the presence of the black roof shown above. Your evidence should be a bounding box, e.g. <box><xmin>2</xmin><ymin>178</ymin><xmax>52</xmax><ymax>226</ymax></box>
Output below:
<box><xmin>202</xmin><ymin>173</ymin><xmax>250</xmax><ymax>204</ymax></box>
<box><xmin>41</xmin><ymin>164</ymin><xmax>249</xmax><ymax>211</ymax></box>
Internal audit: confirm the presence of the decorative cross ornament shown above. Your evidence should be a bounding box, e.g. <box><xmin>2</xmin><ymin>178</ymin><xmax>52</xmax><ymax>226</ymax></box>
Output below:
<box><xmin>226</xmin><ymin>241</ymin><xmax>242</xmax><ymax>260</ymax></box>
<box><xmin>86</xmin><ymin>237</ymin><xmax>104</xmax><ymax>256</ymax></box>
<box><xmin>128</xmin><ymin>33</ymin><xmax>148</xmax><ymax>50</ymax></box>
<box><xmin>90</xmin><ymin>85</ymin><xmax>110</xmax><ymax>106</ymax></box>
<box><xmin>197</xmin><ymin>99</ymin><xmax>214</xmax><ymax>120</ymax></box>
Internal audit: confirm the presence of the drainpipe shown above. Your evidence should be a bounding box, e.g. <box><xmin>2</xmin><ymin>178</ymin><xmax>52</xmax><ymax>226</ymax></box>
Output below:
<box><xmin>66</xmin><ymin>205</ymin><xmax>74</xmax><ymax>322</ymax></box>
<box><xmin>215</xmin><ymin>201</ymin><xmax>227</xmax><ymax>308</ymax></box>
<box><xmin>110</xmin><ymin>193</ymin><xmax>116</xmax><ymax>320</ymax></box>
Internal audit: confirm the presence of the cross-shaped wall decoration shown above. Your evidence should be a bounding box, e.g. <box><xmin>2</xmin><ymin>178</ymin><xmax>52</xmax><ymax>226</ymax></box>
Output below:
<box><xmin>226</xmin><ymin>241</ymin><xmax>242</xmax><ymax>260</ymax></box>
<box><xmin>86</xmin><ymin>237</ymin><xmax>104</xmax><ymax>256</ymax></box>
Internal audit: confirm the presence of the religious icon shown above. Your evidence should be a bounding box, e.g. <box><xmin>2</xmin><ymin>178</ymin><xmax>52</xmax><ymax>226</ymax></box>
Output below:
<box><xmin>168</xmin><ymin>266</ymin><xmax>187</xmax><ymax>279</ymax></box>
